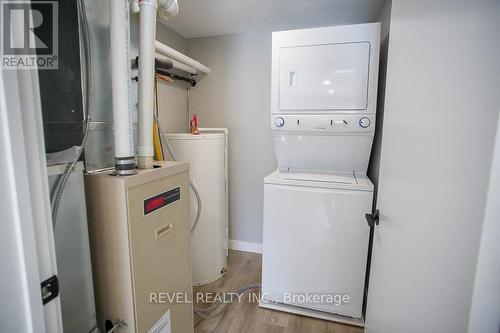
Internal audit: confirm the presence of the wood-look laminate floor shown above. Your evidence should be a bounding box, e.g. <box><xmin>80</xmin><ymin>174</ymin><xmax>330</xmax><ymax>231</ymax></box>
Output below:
<box><xmin>193</xmin><ymin>250</ymin><xmax>364</xmax><ymax>333</ymax></box>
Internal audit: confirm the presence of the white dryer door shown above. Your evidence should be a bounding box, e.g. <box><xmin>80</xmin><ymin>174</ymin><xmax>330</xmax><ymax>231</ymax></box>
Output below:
<box><xmin>261</xmin><ymin>182</ymin><xmax>372</xmax><ymax>318</ymax></box>
<box><xmin>279</xmin><ymin>42</ymin><xmax>371</xmax><ymax>111</ymax></box>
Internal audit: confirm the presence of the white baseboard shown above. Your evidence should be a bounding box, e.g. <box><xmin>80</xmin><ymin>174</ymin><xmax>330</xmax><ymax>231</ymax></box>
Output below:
<box><xmin>259</xmin><ymin>301</ymin><xmax>364</xmax><ymax>327</ymax></box>
<box><xmin>228</xmin><ymin>239</ymin><xmax>262</xmax><ymax>254</ymax></box>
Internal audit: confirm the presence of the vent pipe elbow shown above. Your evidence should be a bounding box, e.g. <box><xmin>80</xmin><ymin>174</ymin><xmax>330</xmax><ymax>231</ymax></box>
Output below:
<box><xmin>158</xmin><ymin>0</ymin><xmax>178</xmax><ymax>21</ymax></box>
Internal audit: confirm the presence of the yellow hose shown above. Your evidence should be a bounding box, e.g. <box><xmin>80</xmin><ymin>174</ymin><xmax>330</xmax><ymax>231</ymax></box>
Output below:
<box><xmin>153</xmin><ymin>120</ymin><xmax>163</xmax><ymax>161</ymax></box>
<box><xmin>153</xmin><ymin>77</ymin><xmax>164</xmax><ymax>161</ymax></box>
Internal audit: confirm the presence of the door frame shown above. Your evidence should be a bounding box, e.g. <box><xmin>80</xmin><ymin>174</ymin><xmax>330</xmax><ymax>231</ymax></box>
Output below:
<box><xmin>0</xmin><ymin>36</ymin><xmax>63</xmax><ymax>333</ymax></box>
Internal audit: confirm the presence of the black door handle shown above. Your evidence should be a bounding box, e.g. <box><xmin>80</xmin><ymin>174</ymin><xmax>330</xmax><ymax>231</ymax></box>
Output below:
<box><xmin>365</xmin><ymin>209</ymin><xmax>379</xmax><ymax>227</ymax></box>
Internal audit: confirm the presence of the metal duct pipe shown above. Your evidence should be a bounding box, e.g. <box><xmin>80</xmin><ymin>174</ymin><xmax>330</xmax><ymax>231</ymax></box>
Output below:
<box><xmin>155</xmin><ymin>57</ymin><xmax>173</xmax><ymax>71</ymax></box>
<box><xmin>110</xmin><ymin>0</ymin><xmax>136</xmax><ymax>175</ymax></box>
<box><xmin>156</xmin><ymin>53</ymin><xmax>198</xmax><ymax>74</ymax></box>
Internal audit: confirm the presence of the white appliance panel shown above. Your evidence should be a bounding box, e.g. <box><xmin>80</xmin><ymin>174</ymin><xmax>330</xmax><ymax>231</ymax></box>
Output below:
<box><xmin>273</xmin><ymin>133</ymin><xmax>373</xmax><ymax>173</ymax></box>
<box><xmin>261</xmin><ymin>182</ymin><xmax>372</xmax><ymax>318</ymax></box>
<box><xmin>279</xmin><ymin>42</ymin><xmax>370</xmax><ymax>111</ymax></box>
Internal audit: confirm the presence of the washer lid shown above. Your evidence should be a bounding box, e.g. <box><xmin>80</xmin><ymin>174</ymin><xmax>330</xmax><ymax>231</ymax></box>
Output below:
<box><xmin>264</xmin><ymin>170</ymin><xmax>373</xmax><ymax>191</ymax></box>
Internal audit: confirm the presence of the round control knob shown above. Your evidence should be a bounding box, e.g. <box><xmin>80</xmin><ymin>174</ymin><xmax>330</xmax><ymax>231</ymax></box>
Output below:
<box><xmin>359</xmin><ymin>117</ymin><xmax>371</xmax><ymax>128</ymax></box>
<box><xmin>275</xmin><ymin>117</ymin><xmax>285</xmax><ymax>128</ymax></box>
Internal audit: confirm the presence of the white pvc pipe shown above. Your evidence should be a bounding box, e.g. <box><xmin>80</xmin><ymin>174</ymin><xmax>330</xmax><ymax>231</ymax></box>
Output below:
<box><xmin>155</xmin><ymin>40</ymin><xmax>212</xmax><ymax>74</ymax></box>
<box><xmin>110</xmin><ymin>0</ymin><xmax>136</xmax><ymax>173</ymax></box>
<box><xmin>137</xmin><ymin>0</ymin><xmax>157</xmax><ymax>169</ymax></box>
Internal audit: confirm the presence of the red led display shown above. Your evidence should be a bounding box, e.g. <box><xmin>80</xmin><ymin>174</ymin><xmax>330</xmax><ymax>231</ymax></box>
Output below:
<box><xmin>145</xmin><ymin>196</ymin><xmax>164</xmax><ymax>214</ymax></box>
<box><xmin>143</xmin><ymin>187</ymin><xmax>181</xmax><ymax>216</ymax></box>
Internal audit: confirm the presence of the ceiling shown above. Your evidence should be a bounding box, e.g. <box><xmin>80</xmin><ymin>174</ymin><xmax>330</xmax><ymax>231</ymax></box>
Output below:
<box><xmin>163</xmin><ymin>0</ymin><xmax>385</xmax><ymax>39</ymax></box>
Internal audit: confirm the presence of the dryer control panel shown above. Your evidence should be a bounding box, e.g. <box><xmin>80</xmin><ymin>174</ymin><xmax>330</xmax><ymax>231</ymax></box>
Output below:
<box><xmin>271</xmin><ymin>115</ymin><xmax>375</xmax><ymax>133</ymax></box>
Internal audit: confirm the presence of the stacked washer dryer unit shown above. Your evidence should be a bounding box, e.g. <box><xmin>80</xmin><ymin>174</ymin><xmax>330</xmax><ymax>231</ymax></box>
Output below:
<box><xmin>260</xmin><ymin>23</ymin><xmax>380</xmax><ymax>325</ymax></box>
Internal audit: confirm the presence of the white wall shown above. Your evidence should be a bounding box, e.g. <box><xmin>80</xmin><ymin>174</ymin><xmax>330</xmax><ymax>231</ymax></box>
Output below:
<box><xmin>468</xmin><ymin>116</ymin><xmax>500</xmax><ymax>332</ymax></box>
<box><xmin>365</xmin><ymin>0</ymin><xmax>500</xmax><ymax>332</ymax></box>
<box><xmin>155</xmin><ymin>23</ymin><xmax>189</xmax><ymax>133</ymax></box>
<box><xmin>186</xmin><ymin>32</ymin><xmax>277</xmax><ymax>244</ymax></box>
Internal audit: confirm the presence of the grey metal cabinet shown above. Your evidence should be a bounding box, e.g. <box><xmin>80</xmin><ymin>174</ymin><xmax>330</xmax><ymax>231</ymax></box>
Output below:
<box><xmin>48</xmin><ymin>162</ymin><xmax>97</xmax><ymax>333</ymax></box>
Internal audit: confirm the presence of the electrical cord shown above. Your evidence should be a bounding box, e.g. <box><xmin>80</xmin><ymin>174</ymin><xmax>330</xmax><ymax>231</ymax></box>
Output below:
<box><xmin>194</xmin><ymin>283</ymin><xmax>261</xmax><ymax>327</ymax></box>
<box><xmin>153</xmin><ymin>113</ymin><xmax>202</xmax><ymax>235</ymax></box>
<box><xmin>51</xmin><ymin>0</ymin><xmax>93</xmax><ymax>231</ymax></box>
<box><xmin>105</xmin><ymin>319</ymin><xmax>127</xmax><ymax>333</ymax></box>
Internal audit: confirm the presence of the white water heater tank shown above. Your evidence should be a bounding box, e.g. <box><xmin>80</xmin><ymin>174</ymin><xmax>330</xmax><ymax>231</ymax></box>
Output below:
<box><xmin>165</xmin><ymin>128</ymin><xmax>228</xmax><ymax>285</ymax></box>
